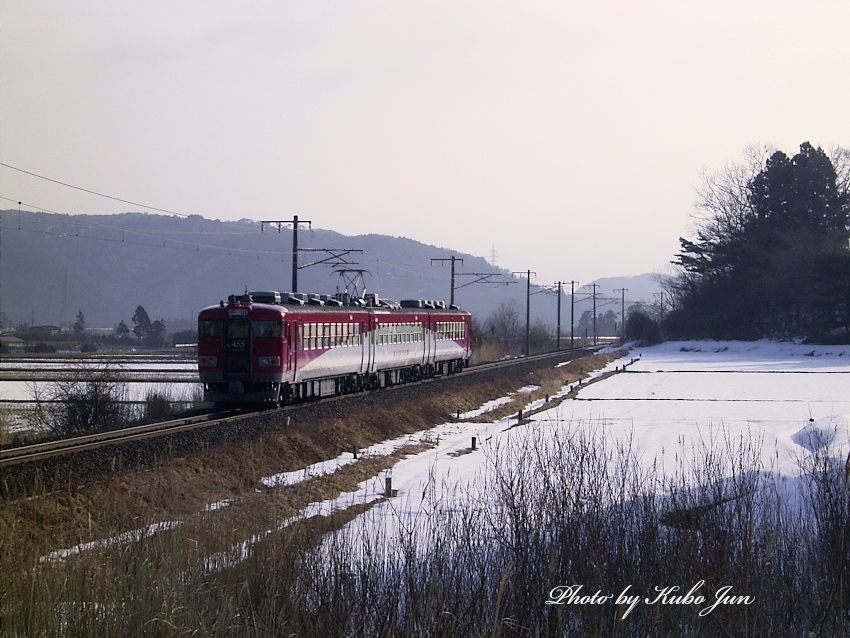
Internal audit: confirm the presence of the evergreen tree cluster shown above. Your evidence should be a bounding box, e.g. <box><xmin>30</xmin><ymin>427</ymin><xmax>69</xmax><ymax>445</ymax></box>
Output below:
<box><xmin>131</xmin><ymin>305</ymin><xmax>167</xmax><ymax>346</ymax></box>
<box><xmin>667</xmin><ymin>142</ymin><xmax>850</xmax><ymax>341</ymax></box>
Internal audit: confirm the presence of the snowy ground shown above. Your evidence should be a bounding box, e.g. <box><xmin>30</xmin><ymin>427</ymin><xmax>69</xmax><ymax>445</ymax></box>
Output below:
<box><xmin>42</xmin><ymin>341</ymin><xmax>850</xmax><ymax>565</ymax></box>
<box><xmin>283</xmin><ymin>340</ymin><xmax>850</xmax><ymax>544</ymax></box>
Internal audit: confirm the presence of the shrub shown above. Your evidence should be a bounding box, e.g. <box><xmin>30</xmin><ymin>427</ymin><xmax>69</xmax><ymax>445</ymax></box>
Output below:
<box><xmin>32</xmin><ymin>364</ymin><xmax>129</xmax><ymax>435</ymax></box>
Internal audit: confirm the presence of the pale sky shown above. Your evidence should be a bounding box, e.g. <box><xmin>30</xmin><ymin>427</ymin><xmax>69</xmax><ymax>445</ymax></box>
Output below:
<box><xmin>2</xmin><ymin>1</ymin><xmax>848</xmax><ymax>286</ymax></box>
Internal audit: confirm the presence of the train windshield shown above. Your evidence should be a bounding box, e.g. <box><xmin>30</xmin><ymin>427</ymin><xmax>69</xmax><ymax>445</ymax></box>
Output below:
<box><xmin>227</xmin><ymin>320</ymin><xmax>250</xmax><ymax>340</ymax></box>
<box><xmin>252</xmin><ymin>321</ymin><xmax>283</xmax><ymax>338</ymax></box>
<box><xmin>198</xmin><ymin>320</ymin><xmax>223</xmax><ymax>338</ymax></box>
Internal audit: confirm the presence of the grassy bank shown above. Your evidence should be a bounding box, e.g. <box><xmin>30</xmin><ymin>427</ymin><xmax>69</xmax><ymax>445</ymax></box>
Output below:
<box><xmin>3</xmin><ymin>351</ymin><xmax>845</xmax><ymax>637</ymax></box>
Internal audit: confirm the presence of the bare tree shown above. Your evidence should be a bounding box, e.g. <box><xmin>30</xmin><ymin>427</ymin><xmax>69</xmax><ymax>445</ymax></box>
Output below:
<box><xmin>31</xmin><ymin>363</ymin><xmax>129</xmax><ymax>435</ymax></box>
<box><xmin>486</xmin><ymin>301</ymin><xmax>523</xmax><ymax>354</ymax></box>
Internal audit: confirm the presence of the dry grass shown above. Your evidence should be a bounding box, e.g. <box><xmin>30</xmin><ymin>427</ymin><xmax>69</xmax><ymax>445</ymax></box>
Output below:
<box><xmin>0</xmin><ymin>351</ymin><xmax>640</xmax><ymax>636</ymax></box>
<box><xmin>1</xmin><ymin>357</ymin><xmax>606</xmax><ymax>528</ymax></box>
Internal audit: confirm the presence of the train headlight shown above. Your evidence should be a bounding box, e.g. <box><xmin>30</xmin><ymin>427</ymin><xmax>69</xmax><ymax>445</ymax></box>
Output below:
<box><xmin>198</xmin><ymin>355</ymin><xmax>218</xmax><ymax>367</ymax></box>
<box><xmin>258</xmin><ymin>356</ymin><xmax>281</xmax><ymax>368</ymax></box>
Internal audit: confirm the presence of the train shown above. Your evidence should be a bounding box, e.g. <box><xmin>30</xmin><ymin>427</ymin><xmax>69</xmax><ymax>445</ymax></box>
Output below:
<box><xmin>197</xmin><ymin>291</ymin><xmax>472</xmax><ymax>407</ymax></box>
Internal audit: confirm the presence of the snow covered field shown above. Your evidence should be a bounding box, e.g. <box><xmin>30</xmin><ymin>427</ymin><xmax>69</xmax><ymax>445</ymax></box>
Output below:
<box><xmin>41</xmin><ymin>341</ymin><xmax>850</xmax><ymax>573</ymax></box>
<box><xmin>284</xmin><ymin>340</ymin><xmax>850</xmax><ymax>535</ymax></box>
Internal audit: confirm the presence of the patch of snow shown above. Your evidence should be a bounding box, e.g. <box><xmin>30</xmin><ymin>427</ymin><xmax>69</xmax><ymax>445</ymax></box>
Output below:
<box><xmin>516</xmin><ymin>385</ymin><xmax>540</xmax><ymax>393</ymax></box>
<box><xmin>456</xmin><ymin>396</ymin><xmax>513</xmax><ymax>419</ymax></box>
<box><xmin>202</xmin><ymin>500</ymin><xmax>231</xmax><ymax>512</ymax></box>
<box><xmin>40</xmin><ymin>521</ymin><xmax>182</xmax><ymax>564</ymax></box>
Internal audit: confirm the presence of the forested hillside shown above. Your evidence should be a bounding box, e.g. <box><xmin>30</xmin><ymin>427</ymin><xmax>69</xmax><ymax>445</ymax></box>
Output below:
<box><xmin>0</xmin><ymin>211</ymin><xmax>510</xmax><ymax>329</ymax></box>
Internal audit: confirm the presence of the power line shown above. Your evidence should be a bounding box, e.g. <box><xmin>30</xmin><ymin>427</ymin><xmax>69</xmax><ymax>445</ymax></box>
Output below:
<box><xmin>1</xmin><ymin>207</ymin><xmax>282</xmax><ymax>258</ymax></box>
<box><xmin>0</xmin><ymin>162</ymin><xmax>192</xmax><ymax>217</ymax></box>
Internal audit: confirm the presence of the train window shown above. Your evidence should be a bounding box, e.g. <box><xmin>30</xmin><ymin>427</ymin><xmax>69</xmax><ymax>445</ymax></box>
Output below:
<box><xmin>252</xmin><ymin>321</ymin><xmax>283</xmax><ymax>339</ymax></box>
<box><xmin>228</xmin><ymin>320</ymin><xmax>250</xmax><ymax>339</ymax></box>
<box><xmin>198</xmin><ymin>320</ymin><xmax>222</xmax><ymax>339</ymax></box>
<box><xmin>435</xmin><ymin>321</ymin><xmax>463</xmax><ymax>341</ymax></box>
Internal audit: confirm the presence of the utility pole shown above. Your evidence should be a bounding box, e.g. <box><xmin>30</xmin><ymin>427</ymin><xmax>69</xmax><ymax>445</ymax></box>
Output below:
<box><xmin>614</xmin><ymin>287</ymin><xmax>628</xmax><ymax>342</ymax></box>
<box><xmin>570</xmin><ymin>280</ymin><xmax>577</xmax><ymax>349</ymax></box>
<box><xmin>513</xmin><ymin>270</ymin><xmax>536</xmax><ymax>356</ymax></box>
<box><xmin>431</xmin><ymin>256</ymin><xmax>464</xmax><ymax>306</ymax></box>
<box><xmin>585</xmin><ymin>283</ymin><xmax>600</xmax><ymax>346</ymax></box>
<box><xmin>554</xmin><ymin>281</ymin><xmax>568</xmax><ymax>351</ymax></box>
<box><xmin>654</xmin><ymin>292</ymin><xmax>665</xmax><ymax>323</ymax></box>
<box><xmin>555</xmin><ymin>281</ymin><xmax>562</xmax><ymax>351</ymax></box>
<box><xmin>261</xmin><ymin>216</ymin><xmax>312</xmax><ymax>293</ymax></box>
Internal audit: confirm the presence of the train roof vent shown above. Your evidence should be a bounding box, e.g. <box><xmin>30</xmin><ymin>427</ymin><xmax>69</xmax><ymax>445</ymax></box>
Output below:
<box><xmin>248</xmin><ymin>291</ymin><xmax>282</xmax><ymax>304</ymax></box>
<box><xmin>435</xmin><ymin>300</ymin><xmax>446</xmax><ymax>309</ymax></box>
<box><xmin>400</xmin><ymin>299</ymin><xmax>424</xmax><ymax>308</ymax></box>
<box><xmin>307</xmin><ymin>296</ymin><xmax>325</xmax><ymax>306</ymax></box>
<box><xmin>282</xmin><ymin>292</ymin><xmax>305</xmax><ymax>305</ymax></box>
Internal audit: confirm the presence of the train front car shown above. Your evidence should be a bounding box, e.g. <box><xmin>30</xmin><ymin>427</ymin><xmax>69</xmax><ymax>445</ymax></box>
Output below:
<box><xmin>197</xmin><ymin>292</ymin><xmax>472</xmax><ymax>407</ymax></box>
<box><xmin>198</xmin><ymin>293</ymin><xmax>289</xmax><ymax>407</ymax></box>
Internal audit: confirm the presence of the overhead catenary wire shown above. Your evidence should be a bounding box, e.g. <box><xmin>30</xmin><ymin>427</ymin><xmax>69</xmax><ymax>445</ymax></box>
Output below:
<box><xmin>0</xmin><ymin>203</ymin><xmax>284</xmax><ymax>259</ymax></box>
<box><xmin>0</xmin><ymin>162</ymin><xmax>532</xmax><ymax>290</ymax></box>
<box><xmin>0</xmin><ymin>162</ymin><xmax>192</xmax><ymax>218</ymax></box>
<box><xmin>0</xmin><ymin>194</ymin><xmax>470</xmax><ymax>285</ymax></box>
<box><xmin>0</xmin><ymin>207</ymin><xmax>463</xmax><ymax>287</ymax></box>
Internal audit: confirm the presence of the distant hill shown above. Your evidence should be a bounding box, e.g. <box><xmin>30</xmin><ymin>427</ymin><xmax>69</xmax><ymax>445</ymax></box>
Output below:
<box><xmin>585</xmin><ymin>274</ymin><xmax>666</xmax><ymax>308</ymax></box>
<box><xmin>0</xmin><ymin>210</ymin><xmax>661</xmax><ymax>334</ymax></box>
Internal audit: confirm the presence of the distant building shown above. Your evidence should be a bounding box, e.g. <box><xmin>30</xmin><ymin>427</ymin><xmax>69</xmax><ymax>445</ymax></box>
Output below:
<box><xmin>0</xmin><ymin>336</ymin><xmax>25</xmax><ymax>352</ymax></box>
<box><xmin>32</xmin><ymin>325</ymin><xmax>62</xmax><ymax>336</ymax></box>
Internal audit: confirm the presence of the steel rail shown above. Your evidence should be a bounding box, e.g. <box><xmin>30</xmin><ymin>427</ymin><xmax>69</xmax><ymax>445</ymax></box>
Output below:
<box><xmin>0</xmin><ymin>346</ymin><xmax>604</xmax><ymax>468</ymax></box>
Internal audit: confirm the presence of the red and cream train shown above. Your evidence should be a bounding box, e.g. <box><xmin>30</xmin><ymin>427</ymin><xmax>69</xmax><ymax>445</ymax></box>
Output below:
<box><xmin>197</xmin><ymin>291</ymin><xmax>472</xmax><ymax>406</ymax></box>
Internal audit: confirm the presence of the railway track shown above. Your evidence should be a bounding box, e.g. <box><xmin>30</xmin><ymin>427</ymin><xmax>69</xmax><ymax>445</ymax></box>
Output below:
<box><xmin>0</xmin><ymin>346</ymin><xmax>603</xmax><ymax>468</ymax></box>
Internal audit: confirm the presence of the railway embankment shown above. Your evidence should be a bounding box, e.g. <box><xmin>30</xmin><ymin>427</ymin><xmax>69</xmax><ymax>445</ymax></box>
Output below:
<box><xmin>0</xmin><ymin>350</ymin><xmax>620</xmax><ymax>573</ymax></box>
